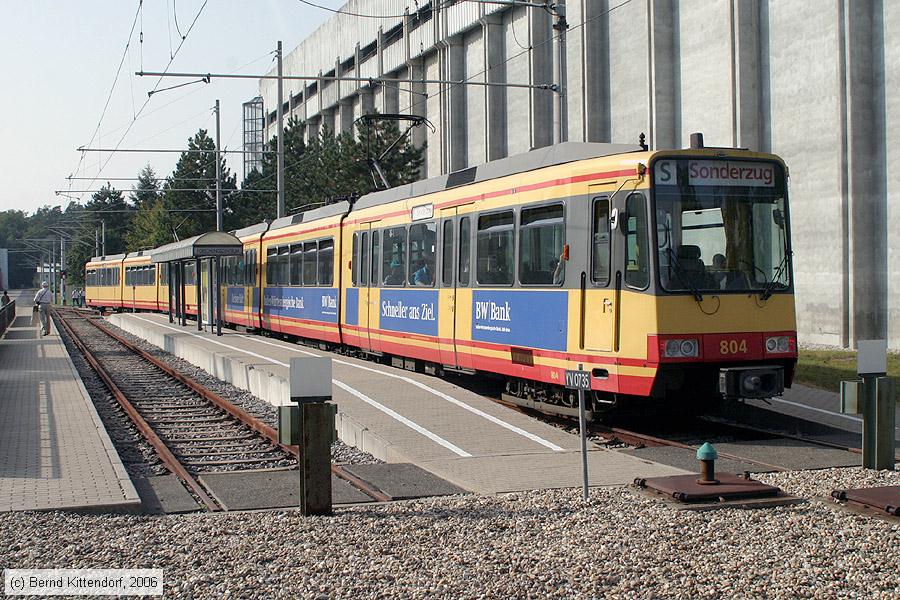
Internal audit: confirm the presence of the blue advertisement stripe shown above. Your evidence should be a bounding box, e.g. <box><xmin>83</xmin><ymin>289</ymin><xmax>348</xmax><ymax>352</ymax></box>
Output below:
<box><xmin>262</xmin><ymin>287</ymin><xmax>339</xmax><ymax>323</ymax></box>
<box><xmin>471</xmin><ymin>290</ymin><xmax>568</xmax><ymax>352</ymax></box>
<box><xmin>378</xmin><ymin>289</ymin><xmax>439</xmax><ymax>336</ymax></box>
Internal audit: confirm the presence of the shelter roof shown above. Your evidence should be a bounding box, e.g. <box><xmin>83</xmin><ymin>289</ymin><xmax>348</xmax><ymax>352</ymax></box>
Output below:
<box><xmin>150</xmin><ymin>232</ymin><xmax>243</xmax><ymax>263</ymax></box>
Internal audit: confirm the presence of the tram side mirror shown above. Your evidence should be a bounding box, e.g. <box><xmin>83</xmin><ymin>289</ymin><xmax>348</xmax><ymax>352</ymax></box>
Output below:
<box><xmin>609</xmin><ymin>208</ymin><xmax>621</xmax><ymax>231</ymax></box>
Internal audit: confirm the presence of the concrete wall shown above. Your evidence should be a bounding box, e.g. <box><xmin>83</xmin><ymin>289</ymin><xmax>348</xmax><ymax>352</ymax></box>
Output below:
<box><xmin>259</xmin><ymin>0</ymin><xmax>898</xmax><ymax>349</ymax></box>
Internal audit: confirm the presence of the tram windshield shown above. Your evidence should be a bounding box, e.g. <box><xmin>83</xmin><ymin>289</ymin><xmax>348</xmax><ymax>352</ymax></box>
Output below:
<box><xmin>652</xmin><ymin>158</ymin><xmax>790</xmax><ymax>295</ymax></box>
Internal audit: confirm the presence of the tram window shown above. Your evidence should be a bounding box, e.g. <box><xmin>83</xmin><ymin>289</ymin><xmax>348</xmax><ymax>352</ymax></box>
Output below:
<box><xmin>370</xmin><ymin>232</ymin><xmax>380</xmax><ymax>287</ymax></box>
<box><xmin>303</xmin><ymin>241</ymin><xmax>318</xmax><ymax>286</ymax></box>
<box><xmin>318</xmin><ymin>238</ymin><xmax>334</xmax><ymax>286</ymax></box>
<box><xmin>591</xmin><ymin>198</ymin><xmax>611</xmax><ymax>285</ymax></box>
<box><xmin>382</xmin><ymin>227</ymin><xmax>406</xmax><ymax>286</ymax></box>
<box><xmin>290</xmin><ymin>244</ymin><xmax>303</xmax><ymax>286</ymax></box>
<box><xmin>625</xmin><ymin>193</ymin><xmax>650</xmax><ymax>289</ymax></box>
<box><xmin>408</xmin><ymin>222</ymin><xmax>436</xmax><ymax>287</ymax></box>
<box><xmin>249</xmin><ymin>249</ymin><xmax>257</xmax><ymax>285</ymax></box>
<box><xmin>266</xmin><ymin>247</ymin><xmax>277</xmax><ymax>285</ymax></box>
<box><xmin>519</xmin><ymin>204</ymin><xmax>565</xmax><ymax>286</ymax></box>
<box><xmin>476</xmin><ymin>211</ymin><xmax>515</xmax><ymax>286</ymax></box>
<box><xmin>351</xmin><ymin>233</ymin><xmax>359</xmax><ymax>287</ymax></box>
<box><xmin>278</xmin><ymin>246</ymin><xmax>290</xmax><ymax>285</ymax></box>
<box><xmin>441</xmin><ymin>220</ymin><xmax>454</xmax><ymax>287</ymax></box>
<box><xmin>458</xmin><ymin>217</ymin><xmax>471</xmax><ymax>287</ymax></box>
<box><xmin>360</xmin><ymin>232</ymin><xmax>369</xmax><ymax>286</ymax></box>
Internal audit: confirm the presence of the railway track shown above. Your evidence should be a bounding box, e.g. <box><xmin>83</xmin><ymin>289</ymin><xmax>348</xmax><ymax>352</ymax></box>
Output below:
<box><xmin>54</xmin><ymin>308</ymin><xmax>388</xmax><ymax>510</ymax></box>
<box><xmin>493</xmin><ymin>392</ymin><xmax>894</xmax><ymax>473</ymax></box>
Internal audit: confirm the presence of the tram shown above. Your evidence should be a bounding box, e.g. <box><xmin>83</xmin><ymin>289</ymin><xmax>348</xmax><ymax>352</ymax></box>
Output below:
<box><xmin>86</xmin><ymin>137</ymin><xmax>797</xmax><ymax>417</ymax></box>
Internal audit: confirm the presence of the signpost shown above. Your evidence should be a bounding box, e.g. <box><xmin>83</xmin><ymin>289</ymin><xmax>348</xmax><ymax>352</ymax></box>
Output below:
<box><xmin>565</xmin><ymin>364</ymin><xmax>591</xmax><ymax>501</ymax></box>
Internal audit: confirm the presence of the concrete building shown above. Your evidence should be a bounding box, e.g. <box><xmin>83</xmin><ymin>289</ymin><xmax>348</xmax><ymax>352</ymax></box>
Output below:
<box><xmin>257</xmin><ymin>0</ymin><xmax>899</xmax><ymax>350</ymax></box>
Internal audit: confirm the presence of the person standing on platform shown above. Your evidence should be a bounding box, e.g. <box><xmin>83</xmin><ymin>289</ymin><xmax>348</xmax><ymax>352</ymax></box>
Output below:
<box><xmin>1</xmin><ymin>290</ymin><xmax>10</xmax><ymax>306</ymax></box>
<box><xmin>34</xmin><ymin>282</ymin><xmax>52</xmax><ymax>335</ymax></box>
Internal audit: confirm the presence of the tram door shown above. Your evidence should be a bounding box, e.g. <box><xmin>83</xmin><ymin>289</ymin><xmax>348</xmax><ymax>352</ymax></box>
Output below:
<box><xmin>357</xmin><ymin>225</ymin><xmax>375</xmax><ymax>352</ymax></box>
<box><xmin>439</xmin><ymin>206</ymin><xmax>473</xmax><ymax>368</ymax></box>
<box><xmin>582</xmin><ymin>194</ymin><xmax>615</xmax><ymax>352</ymax></box>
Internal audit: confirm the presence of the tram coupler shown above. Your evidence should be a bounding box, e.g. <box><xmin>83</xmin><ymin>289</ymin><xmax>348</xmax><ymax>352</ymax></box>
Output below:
<box><xmin>696</xmin><ymin>442</ymin><xmax>719</xmax><ymax>485</ymax></box>
<box><xmin>719</xmin><ymin>366</ymin><xmax>784</xmax><ymax>399</ymax></box>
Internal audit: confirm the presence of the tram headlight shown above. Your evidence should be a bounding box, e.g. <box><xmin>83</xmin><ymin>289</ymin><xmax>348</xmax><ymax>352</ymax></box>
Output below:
<box><xmin>764</xmin><ymin>335</ymin><xmax>795</xmax><ymax>355</ymax></box>
<box><xmin>660</xmin><ymin>338</ymin><xmax>700</xmax><ymax>358</ymax></box>
<box><xmin>680</xmin><ymin>339</ymin><xmax>698</xmax><ymax>357</ymax></box>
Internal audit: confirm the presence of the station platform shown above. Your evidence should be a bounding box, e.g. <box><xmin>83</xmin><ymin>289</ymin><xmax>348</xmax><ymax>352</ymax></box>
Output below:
<box><xmin>0</xmin><ymin>293</ymin><xmax>140</xmax><ymax>513</ymax></box>
<box><xmin>108</xmin><ymin>312</ymin><xmax>687</xmax><ymax>493</ymax></box>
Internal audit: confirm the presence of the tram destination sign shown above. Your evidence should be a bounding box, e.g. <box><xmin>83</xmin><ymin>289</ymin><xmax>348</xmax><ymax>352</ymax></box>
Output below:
<box><xmin>564</xmin><ymin>369</ymin><xmax>591</xmax><ymax>391</ymax></box>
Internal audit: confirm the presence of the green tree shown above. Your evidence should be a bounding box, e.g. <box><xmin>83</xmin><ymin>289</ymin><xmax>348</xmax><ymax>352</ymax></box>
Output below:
<box><xmin>164</xmin><ymin>129</ymin><xmax>236</xmax><ymax>239</ymax></box>
<box><xmin>130</xmin><ymin>164</ymin><xmax>161</xmax><ymax>208</ymax></box>
<box><xmin>125</xmin><ymin>199</ymin><xmax>172</xmax><ymax>251</ymax></box>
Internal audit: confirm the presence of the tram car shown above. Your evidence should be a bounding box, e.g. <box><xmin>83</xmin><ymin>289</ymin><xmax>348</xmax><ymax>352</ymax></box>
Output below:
<box><xmin>85</xmin><ymin>253</ymin><xmax>125</xmax><ymax>309</ymax></box>
<box><xmin>86</xmin><ymin>137</ymin><xmax>797</xmax><ymax>416</ymax></box>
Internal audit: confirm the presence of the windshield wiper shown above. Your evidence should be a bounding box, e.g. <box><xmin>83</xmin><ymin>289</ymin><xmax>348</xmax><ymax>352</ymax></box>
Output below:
<box><xmin>760</xmin><ymin>250</ymin><xmax>792</xmax><ymax>301</ymax></box>
<box><xmin>665</xmin><ymin>248</ymin><xmax>704</xmax><ymax>303</ymax></box>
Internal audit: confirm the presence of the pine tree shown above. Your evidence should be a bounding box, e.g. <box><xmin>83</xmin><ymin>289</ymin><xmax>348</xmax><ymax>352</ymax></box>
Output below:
<box><xmin>163</xmin><ymin>129</ymin><xmax>236</xmax><ymax>239</ymax></box>
<box><xmin>130</xmin><ymin>164</ymin><xmax>161</xmax><ymax>208</ymax></box>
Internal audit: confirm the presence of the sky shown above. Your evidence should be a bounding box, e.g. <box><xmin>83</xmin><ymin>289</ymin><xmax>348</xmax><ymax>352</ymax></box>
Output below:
<box><xmin>0</xmin><ymin>0</ymin><xmax>334</xmax><ymax>214</ymax></box>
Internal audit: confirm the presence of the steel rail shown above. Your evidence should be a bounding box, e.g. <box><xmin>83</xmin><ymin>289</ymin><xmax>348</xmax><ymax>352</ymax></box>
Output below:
<box><xmin>54</xmin><ymin>310</ymin><xmax>221</xmax><ymax>511</ymax></box>
<box><xmin>85</xmin><ymin>315</ymin><xmax>392</xmax><ymax>503</ymax></box>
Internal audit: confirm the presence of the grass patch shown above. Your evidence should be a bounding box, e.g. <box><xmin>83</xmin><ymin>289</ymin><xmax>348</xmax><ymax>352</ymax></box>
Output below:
<box><xmin>796</xmin><ymin>349</ymin><xmax>900</xmax><ymax>401</ymax></box>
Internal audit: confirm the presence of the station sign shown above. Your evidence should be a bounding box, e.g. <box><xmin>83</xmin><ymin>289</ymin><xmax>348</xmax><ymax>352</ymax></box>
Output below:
<box><xmin>196</xmin><ymin>246</ymin><xmax>243</xmax><ymax>257</ymax></box>
<box><xmin>654</xmin><ymin>159</ymin><xmax>775</xmax><ymax>188</ymax></box>
<box><xmin>564</xmin><ymin>369</ymin><xmax>591</xmax><ymax>391</ymax></box>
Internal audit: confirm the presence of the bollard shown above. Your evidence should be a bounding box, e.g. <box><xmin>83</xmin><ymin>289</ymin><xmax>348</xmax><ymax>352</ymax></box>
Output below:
<box><xmin>289</xmin><ymin>357</ymin><xmax>336</xmax><ymax>515</ymax></box>
<box><xmin>696</xmin><ymin>442</ymin><xmax>719</xmax><ymax>485</ymax></box>
<box><xmin>841</xmin><ymin>340</ymin><xmax>895</xmax><ymax>471</ymax></box>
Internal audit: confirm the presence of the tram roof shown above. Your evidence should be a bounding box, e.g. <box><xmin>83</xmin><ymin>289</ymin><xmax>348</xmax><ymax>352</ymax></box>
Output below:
<box><xmin>232</xmin><ymin>221</ymin><xmax>270</xmax><ymax>238</ymax></box>
<box><xmin>88</xmin><ymin>253</ymin><xmax>127</xmax><ymax>264</ymax></box>
<box><xmin>150</xmin><ymin>231</ymin><xmax>243</xmax><ymax>263</ymax></box>
<box><xmin>354</xmin><ymin>142</ymin><xmax>642</xmax><ymax>211</ymax></box>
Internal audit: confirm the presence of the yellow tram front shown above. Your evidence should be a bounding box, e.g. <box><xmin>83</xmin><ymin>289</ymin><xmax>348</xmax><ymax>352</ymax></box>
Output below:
<box><xmin>640</xmin><ymin>150</ymin><xmax>797</xmax><ymax>405</ymax></box>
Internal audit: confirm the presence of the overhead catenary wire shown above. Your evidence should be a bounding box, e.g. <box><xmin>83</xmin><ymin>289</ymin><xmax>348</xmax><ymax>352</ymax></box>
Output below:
<box><xmin>77</xmin><ymin>0</ymin><xmax>210</xmax><ymax>202</ymax></box>
<box><xmin>296</xmin><ymin>0</ymin><xmax>411</xmax><ymax>19</ymax></box>
<box><xmin>398</xmin><ymin>0</ymin><xmax>634</xmax><ymax>115</ymax></box>
<box><xmin>70</xmin><ymin>50</ymin><xmax>275</xmax><ymax>189</ymax></box>
<box><xmin>68</xmin><ymin>0</ymin><xmax>144</xmax><ymax>193</ymax></box>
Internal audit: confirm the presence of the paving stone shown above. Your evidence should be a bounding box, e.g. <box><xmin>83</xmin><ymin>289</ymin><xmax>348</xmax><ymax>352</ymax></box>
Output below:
<box><xmin>0</xmin><ymin>299</ymin><xmax>139</xmax><ymax>513</ymax></box>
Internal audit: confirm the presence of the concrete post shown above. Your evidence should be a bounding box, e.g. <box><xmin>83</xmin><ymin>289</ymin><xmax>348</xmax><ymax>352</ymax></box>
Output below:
<box><xmin>276</xmin><ymin>40</ymin><xmax>285</xmax><ymax>219</ymax></box>
<box><xmin>215</xmin><ymin>99</ymin><xmax>223</xmax><ymax>232</ymax></box>
<box><xmin>290</xmin><ymin>357</ymin><xmax>335</xmax><ymax>516</ymax></box>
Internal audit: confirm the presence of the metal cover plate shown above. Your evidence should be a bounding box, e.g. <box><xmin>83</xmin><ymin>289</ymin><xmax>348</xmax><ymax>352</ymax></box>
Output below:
<box><xmin>132</xmin><ymin>475</ymin><xmax>202</xmax><ymax>514</ymax></box>
<box><xmin>637</xmin><ymin>473</ymin><xmax>781</xmax><ymax>502</ymax></box>
<box><xmin>199</xmin><ymin>470</ymin><xmax>373</xmax><ymax>510</ymax></box>
<box><xmin>834</xmin><ymin>485</ymin><xmax>900</xmax><ymax>516</ymax></box>
<box><xmin>342</xmin><ymin>463</ymin><xmax>469</xmax><ymax>500</ymax></box>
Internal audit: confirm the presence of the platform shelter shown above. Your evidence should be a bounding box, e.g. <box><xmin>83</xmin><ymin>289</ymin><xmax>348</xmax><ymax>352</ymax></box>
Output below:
<box><xmin>151</xmin><ymin>232</ymin><xmax>242</xmax><ymax>336</ymax></box>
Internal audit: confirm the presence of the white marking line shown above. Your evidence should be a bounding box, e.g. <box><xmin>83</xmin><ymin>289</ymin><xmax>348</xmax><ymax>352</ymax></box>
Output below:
<box><xmin>333</xmin><ymin>381</ymin><xmax>471</xmax><ymax>457</ymax></box>
<box><xmin>130</xmin><ymin>316</ymin><xmax>471</xmax><ymax>456</ymax></box>
<box><xmin>238</xmin><ymin>334</ymin><xmax>566</xmax><ymax>452</ymax></box>
<box><xmin>768</xmin><ymin>397</ymin><xmax>900</xmax><ymax>433</ymax></box>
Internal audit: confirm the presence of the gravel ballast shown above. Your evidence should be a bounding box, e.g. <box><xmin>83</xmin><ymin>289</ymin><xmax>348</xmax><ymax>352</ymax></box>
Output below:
<box><xmin>2</xmin><ymin>467</ymin><xmax>897</xmax><ymax>599</ymax></box>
